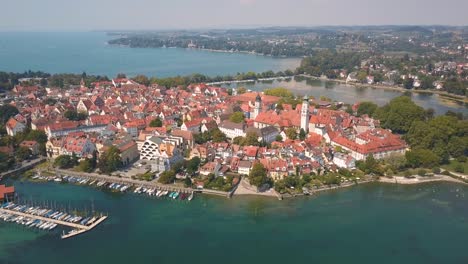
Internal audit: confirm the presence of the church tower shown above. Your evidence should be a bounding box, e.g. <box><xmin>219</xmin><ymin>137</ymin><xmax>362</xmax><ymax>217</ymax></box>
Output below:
<box><xmin>300</xmin><ymin>95</ymin><xmax>309</xmax><ymax>133</ymax></box>
<box><xmin>253</xmin><ymin>93</ymin><xmax>262</xmax><ymax>119</ymax></box>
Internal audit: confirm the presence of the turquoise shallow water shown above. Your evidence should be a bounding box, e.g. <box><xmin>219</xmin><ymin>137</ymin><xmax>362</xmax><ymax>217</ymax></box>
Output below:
<box><xmin>1</xmin><ymin>180</ymin><xmax>467</xmax><ymax>264</ymax></box>
<box><xmin>0</xmin><ymin>32</ymin><xmax>299</xmax><ymax>77</ymax></box>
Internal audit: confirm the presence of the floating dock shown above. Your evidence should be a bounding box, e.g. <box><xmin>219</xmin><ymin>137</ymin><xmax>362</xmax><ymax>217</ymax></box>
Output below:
<box><xmin>60</xmin><ymin>216</ymin><xmax>107</xmax><ymax>239</ymax></box>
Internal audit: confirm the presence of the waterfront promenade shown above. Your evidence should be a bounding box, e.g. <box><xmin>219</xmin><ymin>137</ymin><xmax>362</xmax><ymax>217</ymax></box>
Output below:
<box><xmin>54</xmin><ymin>169</ymin><xmax>229</xmax><ymax>197</ymax></box>
<box><xmin>0</xmin><ymin>157</ymin><xmax>46</xmax><ymax>180</ymax></box>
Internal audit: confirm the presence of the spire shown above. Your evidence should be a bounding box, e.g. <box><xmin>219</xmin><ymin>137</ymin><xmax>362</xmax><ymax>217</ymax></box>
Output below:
<box><xmin>255</xmin><ymin>93</ymin><xmax>262</xmax><ymax>102</ymax></box>
<box><xmin>303</xmin><ymin>94</ymin><xmax>309</xmax><ymax>101</ymax></box>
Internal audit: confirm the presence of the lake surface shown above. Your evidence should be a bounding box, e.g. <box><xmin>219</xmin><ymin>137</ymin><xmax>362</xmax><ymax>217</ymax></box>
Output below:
<box><xmin>1</xmin><ymin>180</ymin><xmax>468</xmax><ymax>264</ymax></box>
<box><xmin>0</xmin><ymin>32</ymin><xmax>465</xmax><ymax>115</ymax></box>
<box><xmin>0</xmin><ymin>32</ymin><xmax>299</xmax><ymax>78</ymax></box>
<box><xmin>222</xmin><ymin>78</ymin><xmax>468</xmax><ymax>116</ymax></box>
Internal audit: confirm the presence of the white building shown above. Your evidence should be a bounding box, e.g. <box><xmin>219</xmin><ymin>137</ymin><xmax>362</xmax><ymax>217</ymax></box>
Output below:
<box><xmin>238</xmin><ymin>160</ymin><xmax>252</xmax><ymax>175</ymax></box>
<box><xmin>218</xmin><ymin>120</ymin><xmax>246</xmax><ymax>139</ymax></box>
<box><xmin>139</xmin><ymin>136</ymin><xmax>184</xmax><ymax>172</ymax></box>
<box><xmin>5</xmin><ymin>118</ymin><xmax>26</xmax><ymax>137</ymax></box>
<box><xmin>332</xmin><ymin>153</ymin><xmax>356</xmax><ymax>169</ymax></box>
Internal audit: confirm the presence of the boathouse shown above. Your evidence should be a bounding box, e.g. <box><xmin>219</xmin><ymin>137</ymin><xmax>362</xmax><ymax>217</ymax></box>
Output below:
<box><xmin>0</xmin><ymin>185</ymin><xmax>15</xmax><ymax>202</ymax></box>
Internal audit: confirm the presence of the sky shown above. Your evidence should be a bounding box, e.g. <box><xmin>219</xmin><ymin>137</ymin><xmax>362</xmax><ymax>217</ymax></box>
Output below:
<box><xmin>1</xmin><ymin>0</ymin><xmax>467</xmax><ymax>31</ymax></box>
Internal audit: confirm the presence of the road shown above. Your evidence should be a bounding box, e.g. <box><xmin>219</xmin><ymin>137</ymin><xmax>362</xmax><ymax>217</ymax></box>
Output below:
<box><xmin>0</xmin><ymin>157</ymin><xmax>46</xmax><ymax>179</ymax></box>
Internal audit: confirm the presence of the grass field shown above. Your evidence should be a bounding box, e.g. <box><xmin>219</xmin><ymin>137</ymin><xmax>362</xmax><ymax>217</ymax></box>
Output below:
<box><xmin>442</xmin><ymin>160</ymin><xmax>468</xmax><ymax>174</ymax></box>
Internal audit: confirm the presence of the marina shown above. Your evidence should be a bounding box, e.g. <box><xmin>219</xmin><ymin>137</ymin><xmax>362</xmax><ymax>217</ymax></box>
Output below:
<box><xmin>0</xmin><ymin>202</ymin><xmax>107</xmax><ymax>240</ymax></box>
<box><xmin>32</xmin><ymin>173</ymin><xmax>197</xmax><ymax>202</ymax></box>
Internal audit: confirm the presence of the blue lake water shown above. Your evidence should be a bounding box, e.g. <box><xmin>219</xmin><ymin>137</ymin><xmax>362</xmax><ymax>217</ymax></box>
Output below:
<box><xmin>1</xmin><ymin>180</ymin><xmax>468</xmax><ymax>264</ymax></box>
<box><xmin>0</xmin><ymin>32</ymin><xmax>299</xmax><ymax>78</ymax></box>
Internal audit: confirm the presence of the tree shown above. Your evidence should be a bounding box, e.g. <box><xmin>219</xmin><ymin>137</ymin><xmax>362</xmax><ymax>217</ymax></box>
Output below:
<box><xmin>64</xmin><ymin>110</ymin><xmax>87</xmax><ymax>121</ymax></box>
<box><xmin>184</xmin><ymin>177</ymin><xmax>192</xmax><ymax>187</ymax></box>
<box><xmin>417</xmin><ymin>169</ymin><xmax>427</xmax><ymax>176</ymax></box>
<box><xmin>15</xmin><ymin>146</ymin><xmax>31</xmax><ymax>161</ymax></box>
<box><xmin>233</xmin><ymin>136</ymin><xmax>243</xmax><ymax>145</ymax></box>
<box><xmin>285</xmin><ymin>128</ymin><xmax>297</xmax><ymax>140</ymax></box>
<box><xmin>405</xmin><ymin>149</ymin><xmax>440</xmax><ymax>168</ymax></box>
<box><xmin>78</xmin><ymin>159</ymin><xmax>94</xmax><ymax>173</ymax></box>
<box><xmin>357</xmin><ymin>154</ymin><xmax>381</xmax><ymax>175</ymax></box>
<box><xmin>357</xmin><ymin>71</ymin><xmax>367</xmax><ymax>83</ymax></box>
<box><xmin>158</xmin><ymin>170</ymin><xmax>176</xmax><ymax>184</ymax></box>
<box><xmin>229</xmin><ymin>112</ymin><xmax>244</xmax><ymax>123</ymax></box>
<box><xmin>241</xmin><ymin>132</ymin><xmax>260</xmax><ymax>146</ymax></box>
<box><xmin>299</xmin><ymin>129</ymin><xmax>306</xmax><ymax>141</ymax></box>
<box><xmin>98</xmin><ymin>146</ymin><xmax>122</xmax><ymax>174</ymax></box>
<box><xmin>373</xmin><ymin>96</ymin><xmax>426</xmax><ymax>134</ymax></box>
<box><xmin>149</xmin><ymin>117</ymin><xmax>163</xmax><ymax>127</ymax></box>
<box><xmin>249</xmin><ymin>162</ymin><xmax>270</xmax><ymax>187</ymax></box>
<box><xmin>25</xmin><ymin>130</ymin><xmax>47</xmax><ymax>144</ymax></box>
<box><xmin>186</xmin><ymin>157</ymin><xmax>201</xmax><ymax>174</ymax></box>
<box><xmin>0</xmin><ymin>105</ymin><xmax>19</xmax><ymax>125</ymax></box>
<box><xmin>54</xmin><ymin>155</ymin><xmax>78</xmax><ymax>169</ymax></box>
<box><xmin>384</xmin><ymin>153</ymin><xmax>407</xmax><ymax>172</ymax></box>
<box><xmin>403</xmin><ymin>78</ymin><xmax>414</xmax><ymax>89</ymax></box>
<box><xmin>275</xmin><ymin>134</ymin><xmax>283</xmax><ymax>142</ymax></box>
<box><xmin>116</xmin><ymin>73</ymin><xmax>126</xmax><ymax>79</ymax></box>
<box><xmin>357</xmin><ymin>102</ymin><xmax>378</xmax><ymax>117</ymax></box>
<box><xmin>90</xmin><ymin>150</ymin><xmax>98</xmax><ymax>170</ymax></box>
<box><xmin>263</xmin><ymin>87</ymin><xmax>293</xmax><ymax>97</ymax></box>
<box><xmin>276</xmin><ymin>102</ymin><xmax>284</xmax><ymax>111</ymax></box>
<box><xmin>211</xmin><ymin>128</ymin><xmax>227</xmax><ymax>143</ymax></box>
<box><xmin>0</xmin><ymin>152</ymin><xmax>15</xmax><ymax>173</ymax></box>
<box><xmin>132</xmin><ymin>75</ymin><xmax>150</xmax><ymax>86</ymax></box>
<box><xmin>454</xmin><ymin>164</ymin><xmax>465</xmax><ymax>173</ymax></box>
<box><xmin>406</xmin><ymin>115</ymin><xmax>467</xmax><ymax>160</ymax></box>
<box><xmin>237</xmin><ymin>87</ymin><xmax>247</xmax><ymax>94</ymax></box>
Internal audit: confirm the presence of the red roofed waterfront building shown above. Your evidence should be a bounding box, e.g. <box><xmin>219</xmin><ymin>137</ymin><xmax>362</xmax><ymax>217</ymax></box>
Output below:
<box><xmin>331</xmin><ymin>128</ymin><xmax>407</xmax><ymax>160</ymax></box>
<box><xmin>0</xmin><ymin>185</ymin><xmax>15</xmax><ymax>202</ymax></box>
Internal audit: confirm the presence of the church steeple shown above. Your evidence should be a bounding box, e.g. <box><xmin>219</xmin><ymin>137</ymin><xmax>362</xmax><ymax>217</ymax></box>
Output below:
<box><xmin>252</xmin><ymin>93</ymin><xmax>262</xmax><ymax>119</ymax></box>
<box><xmin>300</xmin><ymin>95</ymin><xmax>309</xmax><ymax>133</ymax></box>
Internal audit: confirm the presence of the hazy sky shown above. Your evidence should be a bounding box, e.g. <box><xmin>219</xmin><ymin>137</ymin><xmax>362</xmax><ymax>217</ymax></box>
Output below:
<box><xmin>1</xmin><ymin>0</ymin><xmax>467</xmax><ymax>31</ymax></box>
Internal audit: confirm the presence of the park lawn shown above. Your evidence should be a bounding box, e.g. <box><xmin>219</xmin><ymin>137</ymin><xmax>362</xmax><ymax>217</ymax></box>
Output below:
<box><xmin>442</xmin><ymin>160</ymin><xmax>468</xmax><ymax>174</ymax></box>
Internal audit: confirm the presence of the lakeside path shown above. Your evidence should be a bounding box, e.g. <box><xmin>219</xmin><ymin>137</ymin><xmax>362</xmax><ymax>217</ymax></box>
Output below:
<box><xmin>53</xmin><ymin>169</ymin><xmax>230</xmax><ymax>198</ymax></box>
<box><xmin>378</xmin><ymin>175</ymin><xmax>467</xmax><ymax>185</ymax></box>
<box><xmin>299</xmin><ymin>75</ymin><xmax>468</xmax><ymax>104</ymax></box>
<box><xmin>13</xmin><ymin>166</ymin><xmax>468</xmax><ymax>200</ymax></box>
<box><xmin>281</xmin><ymin>175</ymin><xmax>467</xmax><ymax>199</ymax></box>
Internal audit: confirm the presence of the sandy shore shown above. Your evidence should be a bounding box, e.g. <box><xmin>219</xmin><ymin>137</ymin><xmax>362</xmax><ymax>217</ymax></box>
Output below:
<box><xmin>234</xmin><ymin>178</ymin><xmax>281</xmax><ymax>198</ymax></box>
<box><xmin>378</xmin><ymin>175</ymin><xmax>467</xmax><ymax>185</ymax></box>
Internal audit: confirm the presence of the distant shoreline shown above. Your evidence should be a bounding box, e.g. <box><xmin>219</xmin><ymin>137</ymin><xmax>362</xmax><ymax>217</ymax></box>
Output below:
<box><xmin>107</xmin><ymin>42</ymin><xmax>303</xmax><ymax>59</ymax></box>
<box><xmin>299</xmin><ymin>75</ymin><xmax>468</xmax><ymax>104</ymax></box>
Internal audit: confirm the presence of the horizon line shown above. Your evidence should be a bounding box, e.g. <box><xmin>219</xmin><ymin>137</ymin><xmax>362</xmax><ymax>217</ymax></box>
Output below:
<box><xmin>1</xmin><ymin>24</ymin><xmax>468</xmax><ymax>33</ymax></box>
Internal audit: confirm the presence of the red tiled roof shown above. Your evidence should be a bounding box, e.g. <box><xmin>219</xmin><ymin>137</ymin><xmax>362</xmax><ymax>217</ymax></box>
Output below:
<box><xmin>0</xmin><ymin>185</ymin><xmax>15</xmax><ymax>199</ymax></box>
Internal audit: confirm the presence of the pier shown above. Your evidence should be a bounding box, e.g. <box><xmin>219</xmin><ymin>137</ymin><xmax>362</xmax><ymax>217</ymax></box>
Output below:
<box><xmin>0</xmin><ymin>206</ymin><xmax>108</xmax><ymax>240</ymax></box>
